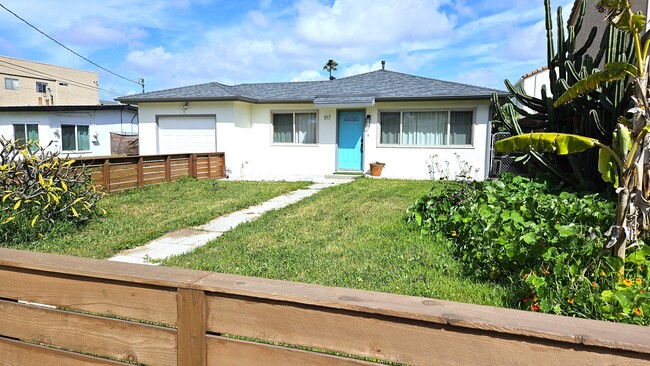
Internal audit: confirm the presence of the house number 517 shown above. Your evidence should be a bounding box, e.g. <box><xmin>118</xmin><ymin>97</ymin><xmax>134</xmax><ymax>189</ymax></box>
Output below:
<box><xmin>324</xmin><ymin>115</ymin><xmax>332</xmax><ymax>120</ymax></box>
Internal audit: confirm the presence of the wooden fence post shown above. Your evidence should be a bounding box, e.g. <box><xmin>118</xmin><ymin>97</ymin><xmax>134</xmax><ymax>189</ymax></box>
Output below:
<box><xmin>165</xmin><ymin>155</ymin><xmax>172</xmax><ymax>182</ymax></box>
<box><xmin>177</xmin><ymin>288</ymin><xmax>206</xmax><ymax>366</ymax></box>
<box><xmin>189</xmin><ymin>154</ymin><xmax>197</xmax><ymax>178</ymax></box>
<box><xmin>137</xmin><ymin>157</ymin><xmax>144</xmax><ymax>188</ymax></box>
<box><xmin>221</xmin><ymin>153</ymin><xmax>226</xmax><ymax>178</ymax></box>
<box><xmin>102</xmin><ymin>159</ymin><xmax>110</xmax><ymax>194</ymax></box>
<box><xmin>207</xmin><ymin>155</ymin><xmax>212</xmax><ymax>179</ymax></box>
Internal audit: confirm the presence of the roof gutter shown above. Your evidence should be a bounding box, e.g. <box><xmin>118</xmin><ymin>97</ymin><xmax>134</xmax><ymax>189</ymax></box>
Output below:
<box><xmin>374</xmin><ymin>93</ymin><xmax>509</xmax><ymax>102</ymax></box>
<box><xmin>117</xmin><ymin>93</ymin><xmax>510</xmax><ymax>105</ymax></box>
<box><xmin>0</xmin><ymin>105</ymin><xmax>138</xmax><ymax>112</ymax></box>
<box><xmin>115</xmin><ymin>95</ymin><xmax>258</xmax><ymax>104</ymax></box>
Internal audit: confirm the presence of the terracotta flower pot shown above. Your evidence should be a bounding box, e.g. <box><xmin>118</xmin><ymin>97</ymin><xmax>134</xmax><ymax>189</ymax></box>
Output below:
<box><xmin>369</xmin><ymin>163</ymin><xmax>385</xmax><ymax>177</ymax></box>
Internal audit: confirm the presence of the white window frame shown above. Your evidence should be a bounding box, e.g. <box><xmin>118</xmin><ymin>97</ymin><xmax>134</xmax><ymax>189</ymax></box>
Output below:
<box><xmin>12</xmin><ymin>123</ymin><xmax>39</xmax><ymax>152</ymax></box>
<box><xmin>4</xmin><ymin>77</ymin><xmax>18</xmax><ymax>90</ymax></box>
<box><xmin>61</xmin><ymin>124</ymin><xmax>91</xmax><ymax>152</ymax></box>
<box><xmin>378</xmin><ymin>109</ymin><xmax>474</xmax><ymax>147</ymax></box>
<box><xmin>270</xmin><ymin>111</ymin><xmax>319</xmax><ymax>145</ymax></box>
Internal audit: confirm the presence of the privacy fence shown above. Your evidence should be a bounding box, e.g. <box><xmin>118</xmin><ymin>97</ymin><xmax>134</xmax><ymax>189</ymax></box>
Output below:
<box><xmin>0</xmin><ymin>248</ymin><xmax>649</xmax><ymax>365</ymax></box>
<box><xmin>71</xmin><ymin>152</ymin><xmax>226</xmax><ymax>193</ymax></box>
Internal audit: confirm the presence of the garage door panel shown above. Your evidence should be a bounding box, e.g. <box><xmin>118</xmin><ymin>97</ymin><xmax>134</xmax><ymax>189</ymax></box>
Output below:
<box><xmin>158</xmin><ymin>117</ymin><xmax>216</xmax><ymax>154</ymax></box>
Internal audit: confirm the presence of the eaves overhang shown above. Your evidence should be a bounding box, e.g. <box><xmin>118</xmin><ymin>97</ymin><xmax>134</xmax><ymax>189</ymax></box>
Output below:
<box><xmin>374</xmin><ymin>94</ymin><xmax>507</xmax><ymax>103</ymax></box>
<box><xmin>117</xmin><ymin>93</ymin><xmax>510</xmax><ymax>105</ymax></box>
<box><xmin>115</xmin><ymin>96</ymin><xmax>256</xmax><ymax>104</ymax></box>
<box><xmin>0</xmin><ymin>105</ymin><xmax>138</xmax><ymax>112</ymax></box>
<box><xmin>313</xmin><ymin>96</ymin><xmax>376</xmax><ymax>108</ymax></box>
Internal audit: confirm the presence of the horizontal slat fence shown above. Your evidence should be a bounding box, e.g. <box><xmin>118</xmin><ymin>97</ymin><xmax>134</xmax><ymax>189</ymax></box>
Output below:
<box><xmin>0</xmin><ymin>248</ymin><xmax>649</xmax><ymax>365</ymax></box>
<box><xmin>71</xmin><ymin>152</ymin><xmax>225</xmax><ymax>193</ymax></box>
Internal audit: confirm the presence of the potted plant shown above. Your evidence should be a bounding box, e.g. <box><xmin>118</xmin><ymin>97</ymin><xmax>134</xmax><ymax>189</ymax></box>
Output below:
<box><xmin>369</xmin><ymin>161</ymin><xmax>385</xmax><ymax>177</ymax></box>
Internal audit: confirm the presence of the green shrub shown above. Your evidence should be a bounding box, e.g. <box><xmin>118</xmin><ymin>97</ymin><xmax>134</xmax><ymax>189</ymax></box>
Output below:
<box><xmin>407</xmin><ymin>174</ymin><xmax>650</xmax><ymax>325</ymax></box>
<box><xmin>0</xmin><ymin>138</ymin><xmax>104</xmax><ymax>245</ymax></box>
<box><xmin>408</xmin><ymin>174</ymin><xmax>613</xmax><ymax>281</ymax></box>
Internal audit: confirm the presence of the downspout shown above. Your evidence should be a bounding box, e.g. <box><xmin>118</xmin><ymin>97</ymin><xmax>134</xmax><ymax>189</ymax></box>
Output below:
<box><xmin>485</xmin><ymin>103</ymin><xmax>494</xmax><ymax>180</ymax></box>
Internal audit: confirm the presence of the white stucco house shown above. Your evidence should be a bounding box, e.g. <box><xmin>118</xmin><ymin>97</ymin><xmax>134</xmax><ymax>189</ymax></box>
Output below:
<box><xmin>0</xmin><ymin>104</ymin><xmax>138</xmax><ymax>157</ymax></box>
<box><xmin>117</xmin><ymin>67</ymin><xmax>506</xmax><ymax>180</ymax></box>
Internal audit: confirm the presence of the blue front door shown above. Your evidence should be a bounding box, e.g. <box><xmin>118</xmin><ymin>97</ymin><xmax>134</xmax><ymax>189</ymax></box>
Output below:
<box><xmin>337</xmin><ymin>111</ymin><xmax>364</xmax><ymax>170</ymax></box>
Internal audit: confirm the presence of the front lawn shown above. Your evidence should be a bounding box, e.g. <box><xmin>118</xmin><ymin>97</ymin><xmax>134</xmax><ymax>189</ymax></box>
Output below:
<box><xmin>162</xmin><ymin>178</ymin><xmax>511</xmax><ymax>307</ymax></box>
<box><xmin>15</xmin><ymin>178</ymin><xmax>310</xmax><ymax>259</ymax></box>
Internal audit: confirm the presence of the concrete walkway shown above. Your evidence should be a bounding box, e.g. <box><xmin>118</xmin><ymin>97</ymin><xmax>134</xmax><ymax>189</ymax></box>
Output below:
<box><xmin>108</xmin><ymin>176</ymin><xmax>355</xmax><ymax>265</ymax></box>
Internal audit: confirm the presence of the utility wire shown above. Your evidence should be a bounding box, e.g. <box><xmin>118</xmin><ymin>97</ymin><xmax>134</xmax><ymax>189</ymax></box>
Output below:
<box><xmin>0</xmin><ymin>3</ymin><xmax>143</xmax><ymax>88</ymax></box>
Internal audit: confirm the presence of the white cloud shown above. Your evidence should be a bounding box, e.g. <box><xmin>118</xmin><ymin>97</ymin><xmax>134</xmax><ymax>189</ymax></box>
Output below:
<box><xmin>452</xmin><ymin>0</ymin><xmax>475</xmax><ymax>18</ymax></box>
<box><xmin>294</xmin><ymin>0</ymin><xmax>455</xmax><ymax>52</ymax></box>
<box><xmin>455</xmin><ymin>67</ymin><xmax>503</xmax><ymax>89</ymax></box>
<box><xmin>498</xmin><ymin>20</ymin><xmax>547</xmax><ymax>62</ymax></box>
<box><xmin>339</xmin><ymin>61</ymin><xmax>385</xmax><ymax>77</ymax></box>
<box><xmin>290</xmin><ymin>70</ymin><xmax>322</xmax><ymax>81</ymax></box>
<box><xmin>53</xmin><ymin>18</ymin><xmax>148</xmax><ymax>48</ymax></box>
<box><xmin>246</xmin><ymin>10</ymin><xmax>269</xmax><ymax>28</ymax></box>
<box><xmin>0</xmin><ymin>0</ymin><xmax>583</xmax><ymax>99</ymax></box>
<box><xmin>126</xmin><ymin>46</ymin><xmax>176</xmax><ymax>75</ymax></box>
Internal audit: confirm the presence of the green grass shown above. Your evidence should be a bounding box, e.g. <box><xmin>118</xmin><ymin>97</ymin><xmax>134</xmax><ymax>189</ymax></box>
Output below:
<box><xmin>18</xmin><ymin>178</ymin><xmax>310</xmax><ymax>259</ymax></box>
<box><xmin>162</xmin><ymin>178</ymin><xmax>511</xmax><ymax>307</ymax></box>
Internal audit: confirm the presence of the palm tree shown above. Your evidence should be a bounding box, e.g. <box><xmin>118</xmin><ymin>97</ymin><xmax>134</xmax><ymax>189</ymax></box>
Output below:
<box><xmin>323</xmin><ymin>59</ymin><xmax>338</xmax><ymax>80</ymax></box>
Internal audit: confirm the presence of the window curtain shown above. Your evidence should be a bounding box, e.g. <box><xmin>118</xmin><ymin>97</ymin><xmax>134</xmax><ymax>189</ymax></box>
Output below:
<box><xmin>295</xmin><ymin>113</ymin><xmax>317</xmax><ymax>144</ymax></box>
<box><xmin>27</xmin><ymin>124</ymin><xmax>39</xmax><ymax>152</ymax></box>
<box><xmin>77</xmin><ymin>126</ymin><xmax>90</xmax><ymax>151</ymax></box>
<box><xmin>273</xmin><ymin>114</ymin><xmax>293</xmax><ymax>143</ymax></box>
<box><xmin>402</xmin><ymin>112</ymin><xmax>417</xmax><ymax>145</ymax></box>
<box><xmin>403</xmin><ymin>112</ymin><xmax>446</xmax><ymax>145</ymax></box>
<box><xmin>450</xmin><ymin>111</ymin><xmax>472</xmax><ymax>145</ymax></box>
<box><xmin>61</xmin><ymin>125</ymin><xmax>76</xmax><ymax>151</ymax></box>
<box><xmin>380</xmin><ymin>112</ymin><xmax>400</xmax><ymax>144</ymax></box>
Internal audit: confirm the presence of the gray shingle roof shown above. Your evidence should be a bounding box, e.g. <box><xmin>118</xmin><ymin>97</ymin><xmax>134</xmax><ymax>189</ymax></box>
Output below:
<box><xmin>117</xmin><ymin>70</ymin><xmax>506</xmax><ymax>104</ymax></box>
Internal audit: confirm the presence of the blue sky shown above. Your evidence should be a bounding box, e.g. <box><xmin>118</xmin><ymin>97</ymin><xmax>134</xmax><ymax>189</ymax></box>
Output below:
<box><xmin>0</xmin><ymin>0</ymin><xmax>574</xmax><ymax>101</ymax></box>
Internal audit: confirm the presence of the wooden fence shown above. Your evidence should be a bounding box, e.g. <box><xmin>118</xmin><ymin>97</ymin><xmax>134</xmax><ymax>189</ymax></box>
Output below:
<box><xmin>0</xmin><ymin>248</ymin><xmax>649</xmax><ymax>365</ymax></box>
<box><xmin>71</xmin><ymin>152</ymin><xmax>226</xmax><ymax>193</ymax></box>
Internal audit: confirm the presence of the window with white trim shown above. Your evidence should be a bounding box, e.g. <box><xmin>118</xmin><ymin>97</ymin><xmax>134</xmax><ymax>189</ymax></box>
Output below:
<box><xmin>272</xmin><ymin>112</ymin><xmax>318</xmax><ymax>144</ymax></box>
<box><xmin>36</xmin><ymin>82</ymin><xmax>48</xmax><ymax>93</ymax></box>
<box><xmin>13</xmin><ymin>124</ymin><xmax>39</xmax><ymax>152</ymax></box>
<box><xmin>4</xmin><ymin>78</ymin><xmax>18</xmax><ymax>90</ymax></box>
<box><xmin>61</xmin><ymin>124</ymin><xmax>90</xmax><ymax>151</ymax></box>
<box><xmin>380</xmin><ymin>110</ymin><xmax>473</xmax><ymax>146</ymax></box>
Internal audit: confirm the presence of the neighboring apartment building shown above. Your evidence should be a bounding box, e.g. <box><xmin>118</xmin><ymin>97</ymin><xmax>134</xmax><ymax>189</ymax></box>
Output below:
<box><xmin>0</xmin><ymin>55</ymin><xmax>99</xmax><ymax>106</ymax></box>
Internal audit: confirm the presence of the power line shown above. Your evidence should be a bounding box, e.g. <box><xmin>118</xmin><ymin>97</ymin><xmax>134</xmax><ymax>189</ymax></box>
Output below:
<box><xmin>0</xmin><ymin>3</ymin><xmax>143</xmax><ymax>89</ymax></box>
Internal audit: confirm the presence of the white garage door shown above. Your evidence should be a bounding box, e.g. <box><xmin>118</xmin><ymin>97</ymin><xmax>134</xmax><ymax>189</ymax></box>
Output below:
<box><xmin>158</xmin><ymin>116</ymin><xmax>216</xmax><ymax>154</ymax></box>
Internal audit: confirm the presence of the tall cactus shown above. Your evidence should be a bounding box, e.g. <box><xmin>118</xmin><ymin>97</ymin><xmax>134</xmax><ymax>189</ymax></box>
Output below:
<box><xmin>492</xmin><ymin>0</ymin><xmax>634</xmax><ymax>189</ymax></box>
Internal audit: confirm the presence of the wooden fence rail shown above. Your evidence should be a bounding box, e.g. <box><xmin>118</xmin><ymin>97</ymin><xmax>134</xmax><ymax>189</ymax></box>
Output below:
<box><xmin>71</xmin><ymin>152</ymin><xmax>226</xmax><ymax>193</ymax></box>
<box><xmin>0</xmin><ymin>248</ymin><xmax>649</xmax><ymax>365</ymax></box>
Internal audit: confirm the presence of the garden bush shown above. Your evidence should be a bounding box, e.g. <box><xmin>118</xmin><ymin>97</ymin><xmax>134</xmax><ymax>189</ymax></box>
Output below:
<box><xmin>0</xmin><ymin>138</ymin><xmax>104</xmax><ymax>245</ymax></box>
<box><xmin>407</xmin><ymin>174</ymin><xmax>650</xmax><ymax>325</ymax></box>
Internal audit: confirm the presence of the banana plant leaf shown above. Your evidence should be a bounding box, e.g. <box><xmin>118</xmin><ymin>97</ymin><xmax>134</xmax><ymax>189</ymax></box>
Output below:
<box><xmin>495</xmin><ymin>133</ymin><xmax>598</xmax><ymax>155</ymax></box>
<box><xmin>598</xmin><ymin>147</ymin><xmax>620</xmax><ymax>187</ymax></box>
<box><xmin>553</xmin><ymin>62</ymin><xmax>637</xmax><ymax>107</ymax></box>
<box><xmin>496</xmin><ymin>132</ymin><xmax>622</xmax><ymax>187</ymax></box>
